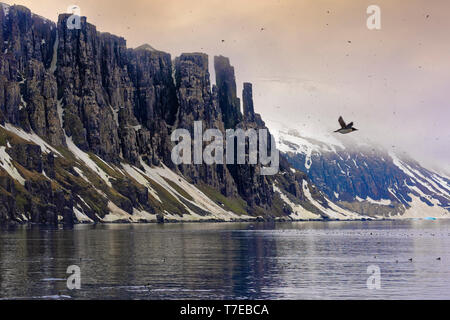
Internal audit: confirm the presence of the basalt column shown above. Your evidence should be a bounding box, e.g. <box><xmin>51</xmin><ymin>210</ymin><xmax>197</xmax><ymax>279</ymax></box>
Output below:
<box><xmin>214</xmin><ymin>56</ymin><xmax>242</xmax><ymax>129</ymax></box>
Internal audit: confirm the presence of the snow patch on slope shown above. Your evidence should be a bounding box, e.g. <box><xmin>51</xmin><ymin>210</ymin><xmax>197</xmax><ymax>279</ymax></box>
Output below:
<box><xmin>356</xmin><ymin>196</ymin><xmax>392</xmax><ymax>206</ymax></box>
<box><xmin>404</xmin><ymin>163</ymin><xmax>449</xmax><ymax>196</ymax></box>
<box><xmin>77</xmin><ymin>195</ymin><xmax>91</xmax><ymax>209</ymax></box>
<box><xmin>130</xmin><ymin>208</ymin><xmax>157</xmax><ymax>222</ymax></box>
<box><xmin>274</xmin><ymin>185</ymin><xmax>320</xmax><ymax>220</ymax></box>
<box><xmin>1</xmin><ymin>123</ymin><xmax>61</xmax><ymax>156</ymax></box>
<box><xmin>102</xmin><ymin>201</ymin><xmax>131</xmax><ymax>222</ymax></box>
<box><xmin>302</xmin><ymin>180</ymin><xmax>341</xmax><ymax>219</ymax></box>
<box><xmin>409</xmin><ymin>185</ymin><xmax>443</xmax><ymax>207</ymax></box>
<box><xmin>0</xmin><ymin>146</ymin><xmax>25</xmax><ymax>185</ymax></box>
<box><xmin>66</xmin><ymin>136</ymin><xmax>112</xmax><ymax>187</ymax></box>
<box><xmin>73</xmin><ymin>207</ymin><xmax>94</xmax><ymax>223</ymax></box>
<box><xmin>19</xmin><ymin>93</ymin><xmax>27</xmax><ymax>110</ymax></box>
<box><xmin>138</xmin><ymin>160</ymin><xmax>250</xmax><ymax>220</ymax></box>
<box><xmin>73</xmin><ymin>167</ymin><xmax>90</xmax><ymax>184</ymax></box>
<box><xmin>393</xmin><ymin>194</ymin><xmax>449</xmax><ymax>219</ymax></box>
<box><xmin>431</xmin><ymin>174</ymin><xmax>450</xmax><ymax>194</ymax></box>
<box><xmin>390</xmin><ymin>151</ymin><xmax>416</xmax><ymax>180</ymax></box>
<box><xmin>121</xmin><ymin>163</ymin><xmax>161</xmax><ymax>202</ymax></box>
<box><xmin>390</xmin><ymin>151</ymin><xmax>450</xmax><ymax>210</ymax></box>
<box><xmin>302</xmin><ymin>181</ymin><xmax>368</xmax><ymax>220</ymax></box>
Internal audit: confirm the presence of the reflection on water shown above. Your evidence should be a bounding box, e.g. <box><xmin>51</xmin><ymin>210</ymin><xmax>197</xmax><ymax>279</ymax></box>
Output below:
<box><xmin>0</xmin><ymin>220</ymin><xmax>449</xmax><ymax>299</ymax></box>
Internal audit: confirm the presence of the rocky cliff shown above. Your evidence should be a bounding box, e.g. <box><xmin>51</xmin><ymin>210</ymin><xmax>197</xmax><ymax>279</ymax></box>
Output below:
<box><xmin>1</xmin><ymin>3</ymin><xmax>428</xmax><ymax>225</ymax></box>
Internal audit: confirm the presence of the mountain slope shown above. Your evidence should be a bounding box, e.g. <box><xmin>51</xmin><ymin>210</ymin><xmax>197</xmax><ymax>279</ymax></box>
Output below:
<box><xmin>2</xmin><ymin>3</ymin><xmax>444</xmax><ymax>225</ymax></box>
<box><xmin>0</xmin><ymin>3</ymin><xmax>335</xmax><ymax>224</ymax></box>
<box><xmin>267</xmin><ymin>119</ymin><xmax>450</xmax><ymax>219</ymax></box>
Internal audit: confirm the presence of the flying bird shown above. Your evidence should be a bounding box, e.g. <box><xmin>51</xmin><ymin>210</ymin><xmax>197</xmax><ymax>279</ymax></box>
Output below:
<box><xmin>334</xmin><ymin>116</ymin><xmax>358</xmax><ymax>134</ymax></box>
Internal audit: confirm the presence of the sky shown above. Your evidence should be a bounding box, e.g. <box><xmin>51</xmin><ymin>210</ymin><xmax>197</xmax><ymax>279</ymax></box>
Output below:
<box><xmin>3</xmin><ymin>0</ymin><xmax>450</xmax><ymax>173</ymax></box>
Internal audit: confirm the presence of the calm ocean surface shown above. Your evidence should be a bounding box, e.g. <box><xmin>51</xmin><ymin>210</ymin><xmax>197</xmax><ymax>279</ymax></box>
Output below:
<box><xmin>0</xmin><ymin>220</ymin><xmax>449</xmax><ymax>300</ymax></box>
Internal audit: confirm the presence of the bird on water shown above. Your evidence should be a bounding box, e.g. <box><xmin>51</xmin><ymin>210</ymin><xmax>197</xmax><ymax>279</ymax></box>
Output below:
<box><xmin>334</xmin><ymin>116</ymin><xmax>358</xmax><ymax>134</ymax></box>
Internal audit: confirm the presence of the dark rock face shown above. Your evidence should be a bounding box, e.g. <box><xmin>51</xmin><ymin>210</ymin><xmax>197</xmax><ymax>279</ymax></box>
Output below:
<box><xmin>43</xmin><ymin>152</ymin><xmax>56</xmax><ymax>179</ymax></box>
<box><xmin>174</xmin><ymin>53</ymin><xmax>237</xmax><ymax>197</ymax></box>
<box><xmin>214</xmin><ymin>56</ymin><xmax>242</xmax><ymax>129</ymax></box>
<box><xmin>7</xmin><ymin>143</ymin><xmax>42</xmax><ymax>172</ymax></box>
<box><xmin>0</xmin><ymin>4</ymin><xmax>64</xmax><ymax>146</ymax></box>
<box><xmin>172</xmin><ymin>53</ymin><xmax>311</xmax><ymax>215</ymax></box>
<box><xmin>129</xmin><ymin>47</ymin><xmax>178</xmax><ymax>127</ymax></box>
<box><xmin>112</xmin><ymin>178</ymin><xmax>151</xmax><ymax>212</ymax></box>
<box><xmin>56</xmin><ymin>14</ymin><xmax>178</xmax><ymax>166</ymax></box>
<box><xmin>0</xmin><ymin>4</ymin><xmax>333</xmax><ymax>224</ymax></box>
<box><xmin>225</xmin><ymin>80</ymin><xmax>273</xmax><ymax>211</ymax></box>
<box><xmin>175</xmin><ymin>53</ymin><xmax>218</xmax><ymax>129</ymax></box>
<box><xmin>242</xmin><ymin>83</ymin><xmax>255</xmax><ymax>122</ymax></box>
<box><xmin>56</xmin><ymin>15</ymin><xmax>121</xmax><ymax>162</ymax></box>
<box><xmin>126</xmin><ymin>47</ymin><xmax>178</xmax><ymax>165</ymax></box>
<box><xmin>0</xmin><ymin>174</ymin><xmax>17</xmax><ymax>223</ymax></box>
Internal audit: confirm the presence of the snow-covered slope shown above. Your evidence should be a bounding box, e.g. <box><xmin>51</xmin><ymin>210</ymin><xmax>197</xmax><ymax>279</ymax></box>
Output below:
<box><xmin>0</xmin><ymin>121</ymin><xmax>381</xmax><ymax>223</ymax></box>
<box><xmin>0</xmin><ymin>122</ymin><xmax>257</xmax><ymax>223</ymax></box>
<box><xmin>2</xmin><ymin>117</ymin><xmax>448</xmax><ymax>224</ymax></box>
<box><xmin>267</xmin><ymin>120</ymin><xmax>450</xmax><ymax>219</ymax></box>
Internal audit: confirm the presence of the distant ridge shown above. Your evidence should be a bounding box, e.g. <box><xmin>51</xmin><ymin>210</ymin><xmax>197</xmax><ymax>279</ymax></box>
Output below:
<box><xmin>135</xmin><ymin>43</ymin><xmax>157</xmax><ymax>52</ymax></box>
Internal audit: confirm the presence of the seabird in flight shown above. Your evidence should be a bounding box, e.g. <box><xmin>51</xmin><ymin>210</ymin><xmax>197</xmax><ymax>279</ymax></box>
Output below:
<box><xmin>334</xmin><ymin>116</ymin><xmax>358</xmax><ymax>134</ymax></box>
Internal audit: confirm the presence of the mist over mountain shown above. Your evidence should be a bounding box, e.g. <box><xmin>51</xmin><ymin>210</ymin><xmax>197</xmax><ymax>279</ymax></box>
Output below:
<box><xmin>267</xmin><ymin>119</ymin><xmax>450</xmax><ymax>218</ymax></box>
